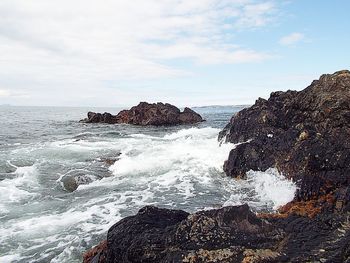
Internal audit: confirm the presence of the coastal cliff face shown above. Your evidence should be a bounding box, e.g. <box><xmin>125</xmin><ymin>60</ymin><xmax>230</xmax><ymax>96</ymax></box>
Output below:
<box><xmin>83</xmin><ymin>71</ymin><xmax>350</xmax><ymax>263</ymax></box>
<box><xmin>81</xmin><ymin>102</ymin><xmax>204</xmax><ymax>126</ymax></box>
<box><xmin>219</xmin><ymin>70</ymin><xmax>350</xmax><ymax>212</ymax></box>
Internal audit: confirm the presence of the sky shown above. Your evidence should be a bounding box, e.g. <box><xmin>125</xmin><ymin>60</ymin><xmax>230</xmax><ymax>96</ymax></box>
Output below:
<box><xmin>0</xmin><ymin>0</ymin><xmax>349</xmax><ymax>107</ymax></box>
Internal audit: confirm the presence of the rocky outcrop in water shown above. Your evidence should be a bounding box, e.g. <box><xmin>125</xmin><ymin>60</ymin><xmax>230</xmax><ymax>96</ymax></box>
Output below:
<box><xmin>81</xmin><ymin>102</ymin><xmax>204</xmax><ymax>126</ymax></box>
<box><xmin>219</xmin><ymin>70</ymin><xmax>350</xmax><ymax>212</ymax></box>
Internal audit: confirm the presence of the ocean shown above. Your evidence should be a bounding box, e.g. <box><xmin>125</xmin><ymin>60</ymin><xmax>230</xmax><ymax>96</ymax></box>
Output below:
<box><xmin>0</xmin><ymin>106</ymin><xmax>296</xmax><ymax>262</ymax></box>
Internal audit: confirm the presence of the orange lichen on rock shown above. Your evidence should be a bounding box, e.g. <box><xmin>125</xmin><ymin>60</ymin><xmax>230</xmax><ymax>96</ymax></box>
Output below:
<box><xmin>258</xmin><ymin>194</ymin><xmax>336</xmax><ymax>219</ymax></box>
<box><xmin>83</xmin><ymin>240</ymin><xmax>107</xmax><ymax>263</ymax></box>
<box><xmin>278</xmin><ymin>200</ymin><xmax>322</xmax><ymax>218</ymax></box>
<box><xmin>277</xmin><ymin>193</ymin><xmax>335</xmax><ymax>218</ymax></box>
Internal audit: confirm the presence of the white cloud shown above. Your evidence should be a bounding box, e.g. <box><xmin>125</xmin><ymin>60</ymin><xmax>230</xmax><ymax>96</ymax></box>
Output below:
<box><xmin>0</xmin><ymin>0</ymin><xmax>279</xmax><ymax>105</ymax></box>
<box><xmin>279</xmin><ymin>32</ymin><xmax>305</xmax><ymax>46</ymax></box>
<box><xmin>235</xmin><ymin>2</ymin><xmax>276</xmax><ymax>28</ymax></box>
<box><xmin>0</xmin><ymin>89</ymin><xmax>10</xmax><ymax>97</ymax></box>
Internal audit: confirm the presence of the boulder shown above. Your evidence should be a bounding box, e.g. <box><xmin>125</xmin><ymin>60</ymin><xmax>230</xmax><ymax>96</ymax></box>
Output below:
<box><xmin>61</xmin><ymin>175</ymin><xmax>78</xmax><ymax>192</ymax></box>
<box><xmin>81</xmin><ymin>102</ymin><xmax>204</xmax><ymax>126</ymax></box>
<box><xmin>60</xmin><ymin>174</ymin><xmax>94</xmax><ymax>192</ymax></box>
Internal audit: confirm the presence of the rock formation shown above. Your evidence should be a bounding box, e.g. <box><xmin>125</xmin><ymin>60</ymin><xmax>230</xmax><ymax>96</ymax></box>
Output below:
<box><xmin>81</xmin><ymin>102</ymin><xmax>204</xmax><ymax>126</ymax></box>
<box><xmin>83</xmin><ymin>71</ymin><xmax>350</xmax><ymax>263</ymax></box>
<box><xmin>219</xmin><ymin>70</ymin><xmax>350</xmax><ymax>211</ymax></box>
<box><xmin>83</xmin><ymin>204</ymin><xmax>350</xmax><ymax>263</ymax></box>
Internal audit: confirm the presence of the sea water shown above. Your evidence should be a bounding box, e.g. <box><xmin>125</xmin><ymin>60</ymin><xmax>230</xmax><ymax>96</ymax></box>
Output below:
<box><xmin>0</xmin><ymin>106</ymin><xmax>296</xmax><ymax>262</ymax></box>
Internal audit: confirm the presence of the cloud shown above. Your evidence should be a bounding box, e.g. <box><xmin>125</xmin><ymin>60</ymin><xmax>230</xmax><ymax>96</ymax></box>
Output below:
<box><xmin>235</xmin><ymin>2</ymin><xmax>276</xmax><ymax>28</ymax></box>
<box><xmin>0</xmin><ymin>89</ymin><xmax>10</xmax><ymax>97</ymax></box>
<box><xmin>279</xmin><ymin>32</ymin><xmax>305</xmax><ymax>46</ymax></box>
<box><xmin>0</xmin><ymin>0</ymin><xmax>280</xmax><ymax>105</ymax></box>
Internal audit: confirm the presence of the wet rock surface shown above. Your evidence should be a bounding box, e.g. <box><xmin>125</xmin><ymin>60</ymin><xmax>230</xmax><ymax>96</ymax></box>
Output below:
<box><xmin>60</xmin><ymin>174</ymin><xmax>94</xmax><ymax>192</ymax></box>
<box><xmin>61</xmin><ymin>175</ymin><xmax>78</xmax><ymax>192</ymax></box>
<box><xmin>84</xmin><ymin>205</ymin><xmax>284</xmax><ymax>263</ymax></box>
<box><xmin>84</xmin><ymin>205</ymin><xmax>350</xmax><ymax>263</ymax></box>
<box><xmin>81</xmin><ymin>102</ymin><xmax>204</xmax><ymax>126</ymax></box>
<box><xmin>220</xmin><ymin>70</ymin><xmax>350</xmax><ymax>208</ymax></box>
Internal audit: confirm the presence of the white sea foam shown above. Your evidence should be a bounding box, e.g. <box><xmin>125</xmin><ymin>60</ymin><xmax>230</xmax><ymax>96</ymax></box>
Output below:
<box><xmin>0</xmin><ymin>164</ymin><xmax>39</xmax><ymax>205</ymax></box>
<box><xmin>222</xmin><ymin>168</ymin><xmax>297</xmax><ymax>210</ymax></box>
<box><xmin>106</xmin><ymin>127</ymin><xmax>234</xmax><ymax>199</ymax></box>
<box><xmin>0</xmin><ymin>254</ymin><xmax>22</xmax><ymax>262</ymax></box>
<box><xmin>246</xmin><ymin>168</ymin><xmax>297</xmax><ymax>209</ymax></box>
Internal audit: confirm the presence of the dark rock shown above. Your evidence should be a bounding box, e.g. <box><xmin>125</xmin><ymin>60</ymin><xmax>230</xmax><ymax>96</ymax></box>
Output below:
<box><xmin>61</xmin><ymin>175</ymin><xmax>78</xmax><ymax>192</ymax></box>
<box><xmin>105</xmin><ymin>206</ymin><xmax>189</xmax><ymax>263</ymax></box>
<box><xmin>82</xmin><ymin>112</ymin><xmax>118</xmax><ymax>124</ymax></box>
<box><xmin>168</xmin><ymin>204</ymin><xmax>282</xmax><ymax>250</ymax></box>
<box><xmin>178</xmin><ymin>107</ymin><xmax>203</xmax><ymax>124</ymax></box>
<box><xmin>84</xmin><ymin>205</ymin><xmax>350</xmax><ymax>263</ymax></box>
<box><xmin>97</xmin><ymin>154</ymin><xmax>121</xmax><ymax>166</ymax></box>
<box><xmin>85</xmin><ymin>205</ymin><xmax>286</xmax><ymax>263</ymax></box>
<box><xmin>220</xmin><ymin>70</ymin><xmax>350</xmax><ymax>209</ymax></box>
<box><xmin>269</xmin><ymin>211</ymin><xmax>350</xmax><ymax>263</ymax></box>
<box><xmin>61</xmin><ymin>174</ymin><xmax>94</xmax><ymax>192</ymax></box>
<box><xmin>83</xmin><ymin>240</ymin><xmax>107</xmax><ymax>263</ymax></box>
<box><xmin>81</xmin><ymin>102</ymin><xmax>204</xmax><ymax>126</ymax></box>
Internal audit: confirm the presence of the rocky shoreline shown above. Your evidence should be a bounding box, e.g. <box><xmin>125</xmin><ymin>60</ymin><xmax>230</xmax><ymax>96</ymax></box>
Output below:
<box><xmin>81</xmin><ymin>102</ymin><xmax>204</xmax><ymax>126</ymax></box>
<box><xmin>83</xmin><ymin>71</ymin><xmax>350</xmax><ymax>263</ymax></box>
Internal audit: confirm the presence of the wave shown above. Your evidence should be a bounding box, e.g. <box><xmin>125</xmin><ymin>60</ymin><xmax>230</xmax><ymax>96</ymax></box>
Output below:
<box><xmin>0</xmin><ymin>163</ymin><xmax>39</xmax><ymax>207</ymax></box>
<box><xmin>246</xmin><ymin>168</ymin><xmax>297</xmax><ymax>209</ymax></box>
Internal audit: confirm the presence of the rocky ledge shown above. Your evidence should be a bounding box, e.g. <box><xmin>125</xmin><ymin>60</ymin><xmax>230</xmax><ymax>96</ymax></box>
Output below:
<box><xmin>83</xmin><ymin>71</ymin><xmax>350</xmax><ymax>263</ymax></box>
<box><xmin>84</xmin><ymin>205</ymin><xmax>350</xmax><ymax>263</ymax></box>
<box><xmin>81</xmin><ymin>102</ymin><xmax>204</xmax><ymax>126</ymax></box>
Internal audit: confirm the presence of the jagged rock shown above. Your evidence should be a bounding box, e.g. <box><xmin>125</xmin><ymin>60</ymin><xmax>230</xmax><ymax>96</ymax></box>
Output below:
<box><xmin>270</xmin><ymin>211</ymin><xmax>350</xmax><ymax>262</ymax></box>
<box><xmin>81</xmin><ymin>102</ymin><xmax>204</xmax><ymax>126</ymax></box>
<box><xmin>84</xmin><ymin>112</ymin><xmax>118</xmax><ymax>123</ymax></box>
<box><xmin>84</xmin><ymin>205</ymin><xmax>286</xmax><ymax>263</ymax></box>
<box><xmin>219</xmin><ymin>70</ymin><xmax>350</xmax><ymax>209</ymax></box>
<box><xmin>178</xmin><ymin>107</ymin><xmax>203</xmax><ymax>124</ymax></box>
<box><xmin>83</xmin><ymin>240</ymin><xmax>107</xmax><ymax>263</ymax></box>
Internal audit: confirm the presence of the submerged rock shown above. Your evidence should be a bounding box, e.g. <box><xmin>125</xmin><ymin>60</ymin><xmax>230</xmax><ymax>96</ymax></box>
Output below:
<box><xmin>96</xmin><ymin>153</ymin><xmax>121</xmax><ymax>166</ymax></box>
<box><xmin>60</xmin><ymin>174</ymin><xmax>94</xmax><ymax>192</ymax></box>
<box><xmin>61</xmin><ymin>175</ymin><xmax>78</xmax><ymax>192</ymax></box>
<box><xmin>80</xmin><ymin>102</ymin><xmax>204</xmax><ymax>126</ymax></box>
<box><xmin>219</xmin><ymin>70</ymin><xmax>350</xmax><ymax>211</ymax></box>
